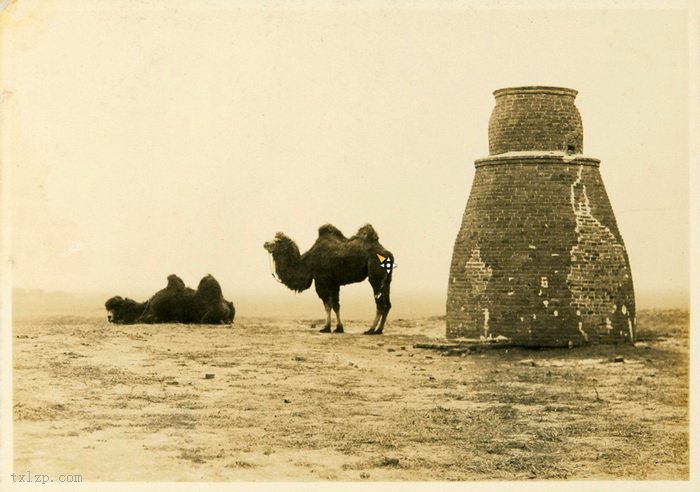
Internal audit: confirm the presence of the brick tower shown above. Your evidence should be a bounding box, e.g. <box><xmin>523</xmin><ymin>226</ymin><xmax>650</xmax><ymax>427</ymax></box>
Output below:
<box><xmin>446</xmin><ymin>86</ymin><xmax>635</xmax><ymax>346</ymax></box>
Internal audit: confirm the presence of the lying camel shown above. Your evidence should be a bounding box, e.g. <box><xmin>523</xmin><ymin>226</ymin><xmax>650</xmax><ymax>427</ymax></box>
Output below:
<box><xmin>105</xmin><ymin>274</ymin><xmax>235</xmax><ymax>324</ymax></box>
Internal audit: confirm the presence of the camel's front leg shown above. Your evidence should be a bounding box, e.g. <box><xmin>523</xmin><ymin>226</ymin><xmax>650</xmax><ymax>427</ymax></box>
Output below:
<box><xmin>331</xmin><ymin>287</ymin><xmax>343</xmax><ymax>333</ymax></box>
<box><xmin>314</xmin><ymin>283</ymin><xmax>333</xmax><ymax>333</ymax></box>
<box><xmin>319</xmin><ymin>298</ymin><xmax>332</xmax><ymax>332</ymax></box>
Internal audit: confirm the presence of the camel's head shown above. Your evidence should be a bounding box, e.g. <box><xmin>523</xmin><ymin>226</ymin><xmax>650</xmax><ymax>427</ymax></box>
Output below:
<box><xmin>264</xmin><ymin>231</ymin><xmax>311</xmax><ymax>292</ymax></box>
<box><xmin>105</xmin><ymin>296</ymin><xmax>124</xmax><ymax>317</ymax></box>
<box><xmin>264</xmin><ymin>232</ymin><xmax>298</xmax><ymax>257</ymax></box>
<box><xmin>105</xmin><ymin>296</ymin><xmax>141</xmax><ymax>324</ymax></box>
<box><xmin>105</xmin><ymin>295</ymin><xmax>126</xmax><ymax>323</ymax></box>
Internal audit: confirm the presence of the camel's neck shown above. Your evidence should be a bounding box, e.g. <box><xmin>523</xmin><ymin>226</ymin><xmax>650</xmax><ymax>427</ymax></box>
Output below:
<box><xmin>271</xmin><ymin>244</ymin><xmax>313</xmax><ymax>293</ymax></box>
<box><xmin>124</xmin><ymin>300</ymin><xmax>150</xmax><ymax>322</ymax></box>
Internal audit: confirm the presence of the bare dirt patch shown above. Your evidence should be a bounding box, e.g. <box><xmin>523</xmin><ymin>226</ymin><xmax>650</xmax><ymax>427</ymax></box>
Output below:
<box><xmin>13</xmin><ymin>309</ymin><xmax>688</xmax><ymax>481</ymax></box>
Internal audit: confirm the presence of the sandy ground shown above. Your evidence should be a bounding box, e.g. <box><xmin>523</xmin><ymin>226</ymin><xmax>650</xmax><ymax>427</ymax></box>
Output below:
<box><xmin>13</xmin><ymin>310</ymin><xmax>688</xmax><ymax>481</ymax></box>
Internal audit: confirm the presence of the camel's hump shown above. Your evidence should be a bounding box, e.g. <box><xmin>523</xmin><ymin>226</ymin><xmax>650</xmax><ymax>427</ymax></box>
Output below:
<box><xmin>197</xmin><ymin>274</ymin><xmax>223</xmax><ymax>297</ymax></box>
<box><xmin>353</xmin><ymin>224</ymin><xmax>379</xmax><ymax>242</ymax></box>
<box><xmin>318</xmin><ymin>224</ymin><xmax>347</xmax><ymax>239</ymax></box>
<box><xmin>166</xmin><ymin>274</ymin><xmax>186</xmax><ymax>290</ymax></box>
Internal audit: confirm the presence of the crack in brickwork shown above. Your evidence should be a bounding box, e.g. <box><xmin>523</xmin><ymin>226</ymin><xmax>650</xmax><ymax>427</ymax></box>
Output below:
<box><xmin>567</xmin><ymin>165</ymin><xmax>635</xmax><ymax>343</ymax></box>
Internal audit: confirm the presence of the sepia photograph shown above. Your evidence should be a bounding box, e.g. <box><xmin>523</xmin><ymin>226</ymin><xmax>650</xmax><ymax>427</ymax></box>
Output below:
<box><xmin>0</xmin><ymin>0</ymin><xmax>696</xmax><ymax>489</ymax></box>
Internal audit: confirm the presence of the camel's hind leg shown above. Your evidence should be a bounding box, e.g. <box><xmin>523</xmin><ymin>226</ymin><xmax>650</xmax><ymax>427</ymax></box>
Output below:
<box><xmin>364</xmin><ymin>264</ymin><xmax>392</xmax><ymax>335</ymax></box>
<box><xmin>331</xmin><ymin>286</ymin><xmax>344</xmax><ymax>333</ymax></box>
<box><xmin>367</xmin><ymin>312</ymin><xmax>381</xmax><ymax>334</ymax></box>
<box><xmin>373</xmin><ymin>281</ymin><xmax>391</xmax><ymax>334</ymax></box>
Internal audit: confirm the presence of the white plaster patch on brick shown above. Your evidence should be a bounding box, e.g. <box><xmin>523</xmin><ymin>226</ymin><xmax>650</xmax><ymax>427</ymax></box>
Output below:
<box><xmin>621</xmin><ymin>305</ymin><xmax>627</xmax><ymax>315</ymax></box>
<box><xmin>540</xmin><ymin>277</ymin><xmax>548</xmax><ymax>288</ymax></box>
<box><xmin>543</xmin><ymin>300</ymin><xmax>549</xmax><ymax>307</ymax></box>
<box><xmin>508</xmin><ymin>291</ymin><xmax>515</xmax><ymax>296</ymax></box>
<box><xmin>612</xmin><ymin>304</ymin><xmax>617</xmax><ymax>313</ymax></box>
<box><xmin>576</xmin><ymin>309</ymin><xmax>581</xmax><ymax>316</ymax></box>
<box><xmin>463</xmin><ymin>247</ymin><xmax>493</xmax><ymax>310</ymax></box>
<box><xmin>551</xmin><ymin>253</ymin><xmax>559</xmax><ymax>257</ymax></box>
<box><xmin>465</xmin><ymin>248</ymin><xmax>492</xmax><ymax>288</ymax></box>
<box><xmin>532</xmin><ymin>314</ymin><xmax>537</xmax><ymax>320</ymax></box>
<box><xmin>606</xmin><ymin>318</ymin><xmax>613</xmax><ymax>332</ymax></box>
<box><xmin>528</xmin><ymin>244</ymin><xmax>537</xmax><ymax>250</ymax></box>
<box><xmin>483</xmin><ymin>308</ymin><xmax>490</xmax><ymax>338</ymax></box>
<box><xmin>578</xmin><ymin>322</ymin><xmax>589</xmax><ymax>341</ymax></box>
<box><xmin>553</xmin><ymin>310</ymin><xmax>558</xmax><ymax>317</ymax></box>
<box><xmin>570</xmin><ymin>165</ymin><xmax>584</xmax><ymax>232</ymax></box>
<box><xmin>628</xmin><ymin>319</ymin><xmax>634</xmax><ymax>342</ymax></box>
<box><xmin>520</xmin><ymin>316</ymin><xmax>525</xmax><ymax>322</ymax></box>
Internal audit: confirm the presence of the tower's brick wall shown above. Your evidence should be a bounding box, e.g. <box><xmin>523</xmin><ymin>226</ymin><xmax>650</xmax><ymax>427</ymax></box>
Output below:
<box><xmin>488</xmin><ymin>87</ymin><xmax>583</xmax><ymax>155</ymax></box>
<box><xmin>446</xmin><ymin>87</ymin><xmax>635</xmax><ymax>347</ymax></box>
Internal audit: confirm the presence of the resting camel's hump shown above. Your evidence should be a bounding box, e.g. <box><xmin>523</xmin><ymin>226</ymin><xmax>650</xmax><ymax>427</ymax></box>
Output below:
<box><xmin>317</xmin><ymin>224</ymin><xmax>348</xmax><ymax>241</ymax></box>
<box><xmin>166</xmin><ymin>274</ymin><xmax>186</xmax><ymax>290</ymax></box>
<box><xmin>197</xmin><ymin>274</ymin><xmax>224</xmax><ymax>298</ymax></box>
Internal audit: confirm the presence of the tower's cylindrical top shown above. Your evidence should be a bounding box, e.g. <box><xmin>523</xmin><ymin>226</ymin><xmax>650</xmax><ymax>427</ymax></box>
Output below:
<box><xmin>488</xmin><ymin>86</ymin><xmax>583</xmax><ymax>155</ymax></box>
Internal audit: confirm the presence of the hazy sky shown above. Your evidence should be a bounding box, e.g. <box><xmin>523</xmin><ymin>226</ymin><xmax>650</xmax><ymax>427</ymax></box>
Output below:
<box><xmin>1</xmin><ymin>1</ymin><xmax>690</xmax><ymax>308</ymax></box>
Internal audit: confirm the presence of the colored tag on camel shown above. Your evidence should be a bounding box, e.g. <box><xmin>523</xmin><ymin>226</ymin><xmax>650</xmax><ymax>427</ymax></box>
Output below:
<box><xmin>377</xmin><ymin>254</ymin><xmax>395</xmax><ymax>275</ymax></box>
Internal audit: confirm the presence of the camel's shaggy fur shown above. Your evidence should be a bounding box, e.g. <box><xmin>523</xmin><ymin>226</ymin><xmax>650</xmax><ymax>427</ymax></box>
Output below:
<box><xmin>264</xmin><ymin>224</ymin><xmax>393</xmax><ymax>334</ymax></box>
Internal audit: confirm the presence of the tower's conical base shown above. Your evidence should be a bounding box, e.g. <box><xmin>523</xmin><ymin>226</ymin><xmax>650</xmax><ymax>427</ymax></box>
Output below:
<box><xmin>446</xmin><ymin>87</ymin><xmax>635</xmax><ymax>346</ymax></box>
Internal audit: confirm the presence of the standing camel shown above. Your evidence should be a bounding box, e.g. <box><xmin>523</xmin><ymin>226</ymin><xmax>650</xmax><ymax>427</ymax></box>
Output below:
<box><xmin>264</xmin><ymin>224</ymin><xmax>393</xmax><ymax>334</ymax></box>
